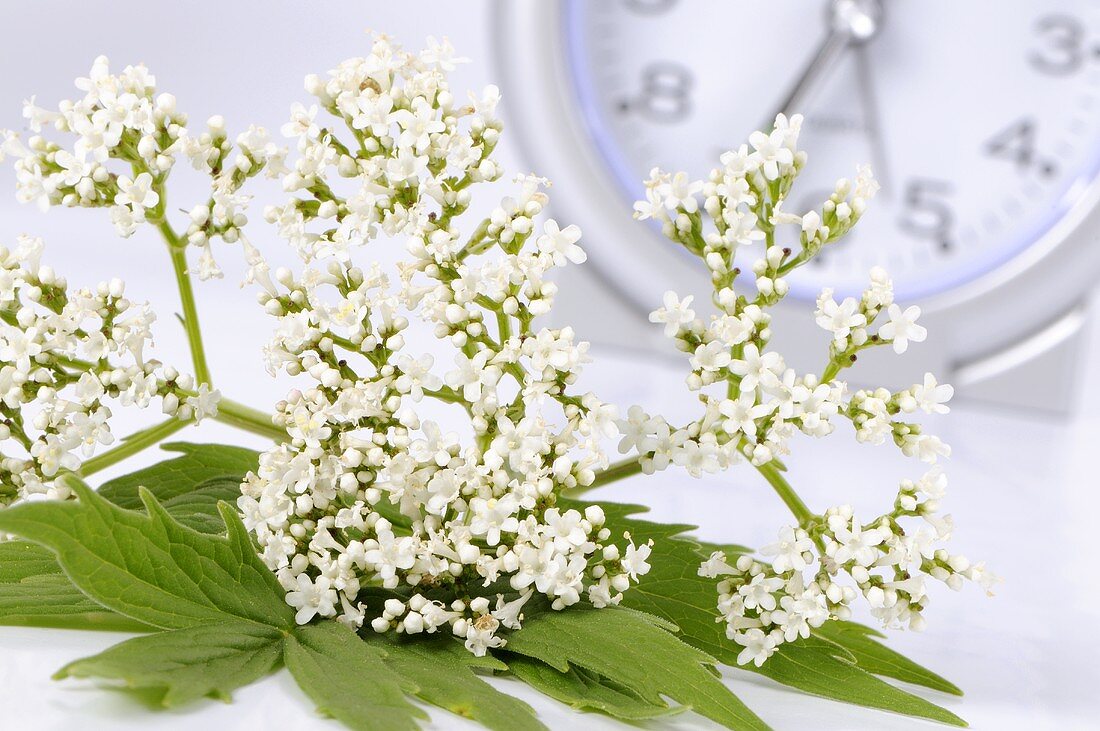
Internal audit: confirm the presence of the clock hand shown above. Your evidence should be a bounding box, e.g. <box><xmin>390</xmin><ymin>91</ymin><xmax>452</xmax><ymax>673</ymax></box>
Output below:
<box><xmin>764</xmin><ymin>27</ymin><xmax>849</xmax><ymax>130</ymax></box>
<box><xmin>853</xmin><ymin>42</ymin><xmax>893</xmax><ymax>198</ymax></box>
<box><xmin>763</xmin><ymin>0</ymin><xmax>884</xmax><ymax>130</ymax></box>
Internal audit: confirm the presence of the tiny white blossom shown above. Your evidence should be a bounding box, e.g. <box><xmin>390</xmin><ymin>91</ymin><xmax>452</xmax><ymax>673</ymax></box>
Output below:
<box><xmin>734</xmin><ymin>628</ymin><xmax>778</xmax><ymax>667</ymax></box>
<box><xmin>912</xmin><ymin>373</ymin><xmax>953</xmax><ymax>414</ymax></box>
<box><xmin>649</xmin><ymin>291</ymin><xmax>695</xmax><ymax>337</ymax></box>
<box><xmin>285</xmin><ymin>572</ymin><xmax>339</xmax><ymax>624</ymax></box>
<box><xmin>536</xmin><ymin>219</ymin><xmax>586</xmax><ymax>265</ymax></box>
<box><xmin>879</xmin><ymin>304</ymin><xmax>927</xmax><ymax>354</ymax></box>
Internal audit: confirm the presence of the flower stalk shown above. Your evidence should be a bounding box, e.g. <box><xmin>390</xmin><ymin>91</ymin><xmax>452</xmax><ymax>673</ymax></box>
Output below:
<box><xmin>78</xmin><ymin>417</ymin><xmax>193</xmax><ymax>477</ymax></box>
<box><xmin>159</xmin><ymin>219</ymin><xmax>213</xmax><ymax>387</ymax></box>
<box><xmin>586</xmin><ymin>457</ymin><xmax>645</xmax><ymax>491</ymax></box>
<box><xmin>215</xmin><ymin>398</ymin><xmax>285</xmax><ymax>442</ymax></box>
<box><xmin>753</xmin><ymin>460</ymin><xmax>814</xmax><ymax>527</ymax></box>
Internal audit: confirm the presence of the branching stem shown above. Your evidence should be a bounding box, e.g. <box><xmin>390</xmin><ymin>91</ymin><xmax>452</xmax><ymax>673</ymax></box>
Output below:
<box><xmin>216</xmin><ymin>398</ymin><xmax>286</xmax><ymax>442</ymax></box>
<box><xmin>158</xmin><ymin>220</ymin><xmax>212</xmax><ymax>386</ymax></box>
<box><xmin>754</xmin><ymin>460</ymin><xmax>815</xmax><ymax>527</ymax></box>
<box><xmin>79</xmin><ymin>417</ymin><xmax>192</xmax><ymax>477</ymax></box>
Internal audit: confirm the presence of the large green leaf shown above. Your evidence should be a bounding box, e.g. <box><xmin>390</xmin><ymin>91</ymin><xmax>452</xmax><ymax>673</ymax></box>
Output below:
<box><xmin>507</xmin><ymin>654</ymin><xmax>681</xmax><ymax>721</ymax></box>
<box><xmin>505</xmin><ymin>605</ymin><xmax>771</xmax><ymax>731</ymax></box>
<box><xmin>585</xmin><ymin>498</ymin><xmax>966</xmax><ymax>727</ymax></box>
<box><xmin>55</xmin><ymin>621</ymin><xmax>284</xmax><ymax>706</ymax></box>
<box><xmin>0</xmin><ymin>476</ymin><xmax>293</xmax><ymax>631</ymax></box>
<box><xmin>382</xmin><ymin>636</ymin><xmax>545</xmax><ymax>731</ymax></box>
<box><xmin>0</xmin><ymin>540</ymin><xmax>151</xmax><ymax>632</ymax></box>
<box><xmin>0</xmin><ymin>446</ymin><xmax>254</xmax><ymax>631</ymax></box>
<box><xmin>97</xmin><ymin>442</ymin><xmax>258</xmax><ymax>509</ymax></box>
<box><xmin>284</xmin><ymin>622</ymin><xmax>426</xmax><ymax>731</ymax></box>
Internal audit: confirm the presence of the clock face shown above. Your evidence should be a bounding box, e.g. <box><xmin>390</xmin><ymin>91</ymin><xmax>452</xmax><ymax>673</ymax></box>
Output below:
<box><xmin>561</xmin><ymin>0</ymin><xmax>1100</xmax><ymax>301</ymax></box>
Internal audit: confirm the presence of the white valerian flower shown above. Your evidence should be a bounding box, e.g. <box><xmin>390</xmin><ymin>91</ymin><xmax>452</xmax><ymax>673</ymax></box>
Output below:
<box><xmin>613</xmin><ymin>113</ymin><xmax>984</xmax><ymax>667</ymax></box>
<box><xmin>815</xmin><ymin>294</ymin><xmax>866</xmax><ymax>341</ymax></box>
<box><xmin>734</xmin><ymin>628</ymin><xmax>778</xmax><ymax>667</ymax></box>
<box><xmin>879</xmin><ymin>304</ymin><xmax>928</xmax><ymax>354</ymax></box>
<box><xmin>829</xmin><ymin>515</ymin><xmax>887</xmax><ymax>567</ymax></box>
<box><xmin>237</xmin><ymin>35</ymin><xmax>649</xmax><ymax>654</ymax></box>
<box><xmin>622</xmin><ymin>538</ymin><xmax>653</xmax><ymax>580</ymax></box>
<box><xmin>536</xmin><ymin>220</ymin><xmax>586</xmax><ymax>265</ymax></box>
<box><xmin>761</xmin><ymin>526</ymin><xmax>812</xmax><ymax>573</ymax></box>
<box><xmin>649</xmin><ymin>291</ymin><xmax>696</xmax><ymax>337</ymax></box>
<box><xmin>691</xmin><ymin>341</ymin><xmax>733</xmax><ymax>373</ymax></box>
<box><xmin>728</xmin><ymin>344</ymin><xmax>783</xmax><ymax>393</ymax></box>
<box><xmin>912</xmin><ymin>372</ymin><xmax>954</xmax><ymax>414</ymax></box>
<box><xmin>184</xmin><ymin>383</ymin><xmax>221</xmax><ymax>421</ymax></box>
<box><xmin>865</xmin><ymin>266</ymin><xmax>894</xmax><ymax>308</ymax></box>
<box><xmin>115</xmin><ymin>172</ymin><xmax>160</xmax><ymax>210</ymax></box>
<box><xmin>660</xmin><ymin>172</ymin><xmax>703</xmax><ymax>212</ymax></box>
<box><xmin>285</xmin><ymin>572</ymin><xmax>339</xmax><ymax>624</ymax></box>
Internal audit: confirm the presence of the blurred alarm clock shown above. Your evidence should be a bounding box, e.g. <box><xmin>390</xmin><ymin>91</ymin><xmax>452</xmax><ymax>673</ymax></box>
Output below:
<box><xmin>494</xmin><ymin>0</ymin><xmax>1100</xmax><ymax>411</ymax></box>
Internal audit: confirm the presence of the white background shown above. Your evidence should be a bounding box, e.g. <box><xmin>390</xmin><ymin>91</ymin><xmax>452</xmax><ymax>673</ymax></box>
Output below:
<box><xmin>1</xmin><ymin>2</ymin><xmax>1099</xmax><ymax>730</ymax></box>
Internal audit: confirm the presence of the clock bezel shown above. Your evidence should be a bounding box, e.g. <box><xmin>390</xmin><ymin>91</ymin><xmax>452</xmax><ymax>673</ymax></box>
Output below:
<box><xmin>492</xmin><ymin>0</ymin><xmax>1100</xmax><ymax>365</ymax></box>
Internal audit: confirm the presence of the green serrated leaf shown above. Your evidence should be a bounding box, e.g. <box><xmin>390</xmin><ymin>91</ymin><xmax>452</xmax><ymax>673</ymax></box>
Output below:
<box><xmin>508</xmin><ymin>654</ymin><xmax>681</xmax><ymax>721</ymax></box>
<box><xmin>751</xmin><ymin>637</ymin><xmax>966</xmax><ymax>727</ymax></box>
<box><xmin>814</xmin><ymin>621</ymin><xmax>962</xmax><ymax>696</ymax></box>
<box><xmin>0</xmin><ymin>476</ymin><xmax>293</xmax><ymax>631</ymax></box>
<box><xmin>55</xmin><ymin>621</ymin><xmax>284</xmax><ymax>706</ymax></box>
<box><xmin>694</xmin><ymin>539</ymin><xmax>754</xmax><ymax>557</ymax></box>
<box><xmin>97</xmin><ymin>442</ymin><xmax>258</xmax><ymax>510</ymax></box>
<box><xmin>284</xmin><ymin>622</ymin><xmax>426</xmax><ymax>731</ymax></box>
<box><xmin>0</xmin><ymin>540</ymin><xmax>152</xmax><ymax>632</ymax></box>
<box><xmin>588</xmin><ymin>499</ymin><xmax>966</xmax><ymax>727</ymax></box>
<box><xmin>0</xmin><ymin>455</ymin><xmax>253</xmax><ymax>630</ymax></box>
<box><xmin>505</xmin><ymin>605</ymin><xmax>770</xmax><ymax>731</ymax></box>
<box><xmin>382</xmin><ymin>636</ymin><xmax>545</xmax><ymax>731</ymax></box>
<box><xmin>561</xmin><ymin>498</ymin><xmax>697</xmax><ymax>542</ymax></box>
<box><xmin>0</xmin><ymin>539</ymin><xmax>59</xmax><ymax>581</ymax></box>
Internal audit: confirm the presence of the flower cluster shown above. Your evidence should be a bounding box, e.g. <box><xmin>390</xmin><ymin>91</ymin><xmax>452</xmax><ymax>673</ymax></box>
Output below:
<box><xmin>703</xmin><ymin>468</ymin><xmax>997</xmax><ymax>666</ymax></box>
<box><xmin>1</xmin><ymin>56</ymin><xmax>284</xmax><ymax>279</ymax></box>
<box><xmin>617</xmin><ymin>113</ymin><xmax>989</xmax><ymax>664</ymax></box>
<box><xmin>0</xmin><ymin>236</ymin><xmax>215</xmax><ymax>505</ymax></box>
<box><xmin>6</xmin><ymin>56</ymin><xmax>184</xmax><ymax>225</ymax></box>
<box><xmin>237</xmin><ymin>35</ymin><xmax>649</xmax><ymax>655</ymax></box>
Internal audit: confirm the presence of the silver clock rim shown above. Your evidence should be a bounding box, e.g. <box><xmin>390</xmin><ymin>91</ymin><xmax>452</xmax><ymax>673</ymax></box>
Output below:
<box><xmin>491</xmin><ymin>0</ymin><xmax>1100</xmax><ymax>363</ymax></box>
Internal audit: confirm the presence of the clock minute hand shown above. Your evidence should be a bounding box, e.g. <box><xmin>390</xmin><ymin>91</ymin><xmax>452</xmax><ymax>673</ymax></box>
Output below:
<box><xmin>854</xmin><ymin>42</ymin><xmax>893</xmax><ymax>197</ymax></box>
<box><xmin>763</xmin><ymin>0</ymin><xmax>884</xmax><ymax>130</ymax></box>
<box><xmin>765</xmin><ymin>26</ymin><xmax>851</xmax><ymax>130</ymax></box>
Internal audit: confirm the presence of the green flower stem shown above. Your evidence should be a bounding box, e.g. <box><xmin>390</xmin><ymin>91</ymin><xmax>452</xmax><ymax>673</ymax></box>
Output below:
<box><xmin>496</xmin><ymin>310</ymin><xmax>511</xmax><ymax>342</ymax></box>
<box><xmin>79</xmin><ymin>417</ymin><xmax>193</xmax><ymax>477</ymax></box>
<box><xmin>158</xmin><ymin>220</ymin><xmax>212</xmax><ymax>387</ymax></box>
<box><xmin>588</xmin><ymin>457</ymin><xmax>644</xmax><ymax>490</ymax></box>
<box><xmin>423</xmin><ymin>386</ymin><xmax>468</xmax><ymax>405</ymax></box>
<box><xmin>754</xmin><ymin>460</ymin><xmax>815</xmax><ymax>527</ymax></box>
<box><xmin>216</xmin><ymin>398</ymin><xmax>286</xmax><ymax>442</ymax></box>
<box><xmin>821</xmin><ymin>359</ymin><xmax>842</xmax><ymax>383</ymax></box>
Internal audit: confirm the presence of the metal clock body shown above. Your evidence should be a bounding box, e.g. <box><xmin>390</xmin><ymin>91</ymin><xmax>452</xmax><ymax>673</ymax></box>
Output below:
<box><xmin>494</xmin><ymin>0</ymin><xmax>1100</xmax><ymax>411</ymax></box>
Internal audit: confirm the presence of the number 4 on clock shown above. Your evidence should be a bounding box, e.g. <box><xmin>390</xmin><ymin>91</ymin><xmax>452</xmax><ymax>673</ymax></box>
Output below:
<box><xmin>984</xmin><ymin>117</ymin><xmax>1058</xmax><ymax>178</ymax></box>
